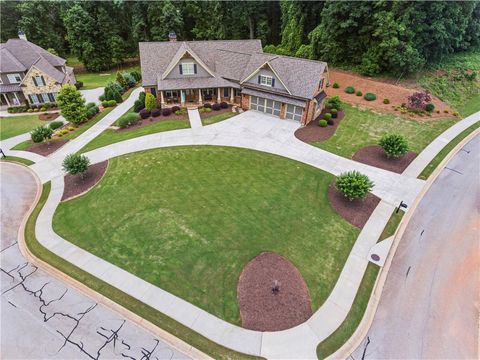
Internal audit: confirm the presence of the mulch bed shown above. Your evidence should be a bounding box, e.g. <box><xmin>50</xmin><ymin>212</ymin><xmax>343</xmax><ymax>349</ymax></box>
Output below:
<box><xmin>237</xmin><ymin>252</ymin><xmax>313</xmax><ymax>331</ymax></box>
<box><xmin>328</xmin><ymin>181</ymin><xmax>380</xmax><ymax>229</ymax></box>
<box><xmin>25</xmin><ymin>139</ymin><xmax>68</xmax><ymax>156</ymax></box>
<box><xmin>116</xmin><ymin>114</ymin><xmax>187</xmax><ymax>132</ymax></box>
<box><xmin>294</xmin><ymin>109</ymin><xmax>345</xmax><ymax>142</ymax></box>
<box><xmin>39</xmin><ymin>112</ymin><xmax>60</xmax><ymax>121</ymax></box>
<box><xmin>352</xmin><ymin>145</ymin><xmax>417</xmax><ymax>174</ymax></box>
<box><xmin>62</xmin><ymin>160</ymin><xmax>108</xmax><ymax>201</ymax></box>
<box><xmin>199</xmin><ymin>105</ymin><xmax>233</xmax><ymax>119</ymax></box>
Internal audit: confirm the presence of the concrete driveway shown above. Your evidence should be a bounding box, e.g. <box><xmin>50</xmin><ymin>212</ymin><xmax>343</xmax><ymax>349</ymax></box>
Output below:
<box><xmin>352</xmin><ymin>134</ymin><xmax>480</xmax><ymax>359</ymax></box>
<box><xmin>0</xmin><ymin>162</ymin><xmax>189</xmax><ymax>359</ymax></box>
<box><xmin>80</xmin><ymin>87</ymin><xmax>104</xmax><ymax>105</ymax></box>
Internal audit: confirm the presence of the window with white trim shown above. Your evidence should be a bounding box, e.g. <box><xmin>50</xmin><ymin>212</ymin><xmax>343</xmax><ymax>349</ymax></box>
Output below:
<box><xmin>259</xmin><ymin>75</ymin><xmax>273</xmax><ymax>87</ymax></box>
<box><xmin>41</xmin><ymin>93</ymin><xmax>50</xmax><ymax>103</ymax></box>
<box><xmin>34</xmin><ymin>76</ymin><xmax>46</xmax><ymax>86</ymax></box>
<box><xmin>181</xmin><ymin>63</ymin><xmax>195</xmax><ymax>75</ymax></box>
<box><xmin>7</xmin><ymin>73</ymin><xmax>22</xmax><ymax>83</ymax></box>
<box><xmin>30</xmin><ymin>94</ymin><xmax>40</xmax><ymax>104</ymax></box>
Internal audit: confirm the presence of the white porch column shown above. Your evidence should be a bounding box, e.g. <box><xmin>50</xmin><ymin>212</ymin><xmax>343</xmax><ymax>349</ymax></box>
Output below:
<box><xmin>160</xmin><ymin>90</ymin><xmax>165</xmax><ymax>106</ymax></box>
<box><xmin>13</xmin><ymin>92</ymin><xmax>20</xmax><ymax>105</ymax></box>
<box><xmin>3</xmin><ymin>94</ymin><xmax>11</xmax><ymax>106</ymax></box>
<box><xmin>230</xmin><ymin>87</ymin><xmax>234</xmax><ymax>103</ymax></box>
<box><xmin>198</xmin><ymin>89</ymin><xmax>202</xmax><ymax>105</ymax></box>
<box><xmin>180</xmin><ymin>90</ymin><xmax>185</xmax><ymax>105</ymax></box>
<box><xmin>217</xmin><ymin>87</ymin><xmax>221</xmax><ymax>103</ymax></box>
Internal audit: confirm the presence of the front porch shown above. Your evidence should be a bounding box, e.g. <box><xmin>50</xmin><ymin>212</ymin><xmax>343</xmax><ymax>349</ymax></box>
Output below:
<box><xmin>149</xmin><ymin>87</ymin><xmax>242</xmax><ymax>107</ymax></box>
<box><xmin>0</xmin><ymin>91</ymin><xmax>25</xmax><ymax>108</ymax></box>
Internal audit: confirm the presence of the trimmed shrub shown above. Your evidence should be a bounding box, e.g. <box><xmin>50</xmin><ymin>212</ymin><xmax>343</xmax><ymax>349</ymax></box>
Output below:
<box><xmin>31</xmin><ymin>126</ymin><xmax>52</xmax><ymax>143</ymax></box>
<box><xmin>139</xmin><ymin>91</ymin><xmax>146</xmax><ymax>102</ymax></box>
<box><xmin>327</xmin><ymin>95</ymin><xmax>342</xmax><ymax>110</ymax></box>
<box><xmin>212</xmin><ymin>103</ymin><xmax>221</xmax><ymax>111</ymax></box>
<box><xmin>345</xmin><ymin>86</ymin><xmax>355</xmax><ymax>94</ymax></box>
<box><xmin>27</xmin><ymin>109</ymin><xmax>33</xmax><ymax>113</ymax></box>
<box><xmin>327</xmin><ymin>118</ymin><xmax>334</xmax><ymax>126</ymax></box>
<box><xmin>49</xmin><ymin>121</ymin><xmax>63</xmax><ymax>130</ymax></box>
<box><xmin>379</xmin><ymin>133</ymin><xmax>409</xmax><ymax>158</ymax></box>
<box><xmin>162</xmin><ymin>108</ymin><xmax>172</xmax><ymax>116</ymax></box>
<box><xmin>112</xmin><ymin>89</ymin><xmax>123</xmax><ymax>104</ymax></box>
<box><xmin>175</xmin><ymin>108</ymin><xmax>187</xmax><ymax>115</ymax></box>
<box><xmin>332</xmin><ymin>82</ymin><xmax>339</xmax><ymax>88</ymax></box>
<box><xmin>130</xmin><ymin>70</ymin><xmax>141</xmax><ymax>82</ymax></box>
<box><xmin>408</xmin><ymin>91</ymin><xmax>431</xmax><ymax>109</ymax></box>
<box><xmin>199</xmin><ymin>107</ymin><xmax>212</xmax><ymax>113</ymax></box>
<box><xmin>40</xmin><ymin>106</ymin><xmax>47</xmax><ymax>112</ymax></box>
<box><xmin>145</xmin><ymin>93</ymin><xmax>156</xmax><ymax>111</ymax></box>
<box><xmin>34</xmin><ymin>108</ymin><xmax>39</xmax><ymax>112</ymax></box>
<box><xmin>443</xmin><ymin>109</ymin><xmax>449</xmax><ymax>113</ymax></box>
<box><xmin>99</xmin><ymin>94</ymin><xmax>105</xmax><ymax>102</ymax></box>
<box><xmin>86</xmin><ymin>102</ymin><xmax>96</xmax><ymax>109</ymax></box>
<box><xmin>364</xmin><ymin>92</ymin><xmax>377</xmax><ymax>101</ymax></box>
<box><xmin>122</xmin><ymin>73</ymin><xmax>136</xmax><ymax>88</ymax></box>
<box><xmin>139</xmin><ymin>109</ymin><xmax>150</xmax><ymax>119</ymax></box>
<box><xmin>86</xmin><ymin>106</ymin><xmax>99</xmax><ymax>119</ymax></box>
<box><xmin>133</xmin><ymin>99</ymin><xmax>145</xmax><ymax>113</ymax></box>
<box><xmin>203</xmin><ymin>103</ymin><xmax>212</xmax><ymax>108</ymax></box>
<box><xmin>324</xmin><ymin>113</ymin><xmax>332</xmax><ymax>120</ymax></box>
<box><xmin>318</xmin><ymin>119</ymin><xmax>328</xmax><ymax>127</ymax></box>
<box><xmin>336</xmin><ymin>171</ymin><xmax>374</xmax><ymax>201</ymax></box>
<box><xmin>57</xmin><ymin>84</ymin><xmax>87</xmax><ymax>125</ymax></box>
<box><xmin>151</xmin><ymin>108</ymin><xmax>161</xmax><ymax>117</ymax></box>
<box><xmin>62</xmin><ymin>153</ymin><xmax>90</xmax><ymax>178</ymax></box>
<box><xmin>383</xmin><ymin>98</ymin><xmax>390</xmax><ymax>104</ymax></box>
<box><xmin>220</xmin><ymin>101</ymin><xmax>228</xmax><ymax>109</ymax></box>
<box><xmin>117</xmin><ymin>112</ymin><xmax>139</xmax><ymax>128</ymax></box>
<box><xmin>107</xmin><ymin>100</ymin><xmax>117</xmax><ymax>107</ymax></box>
<box><xmin>331</xmin><ymin>108</ymin><xmax>338</xmax><ymax>118</ymax></box>
<box><xmin>116</xmin><ymin>71</ymin><xmax>127</xmax><ymax>90</ymax></box>
<box><xmin>425</xmin><ymin>103</ymin><xmax>435</xmax><ymax>112</ymax></box>
<box><xmin>172</xmin><ymin>106</ymin><xmax>180</xmax><ymax>113</ymax></box>
<box><xmin>74</xmin><ymin>81</ymin><xmax>83</xmax><ymax>89</ymax></box>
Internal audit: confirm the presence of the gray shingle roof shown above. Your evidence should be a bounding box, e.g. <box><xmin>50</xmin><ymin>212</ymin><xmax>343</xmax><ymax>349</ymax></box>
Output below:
<box><xmin>32</xmin><ymin>57</ymin><xmax>66</xmax><ymax>83</ymax></box>
<box><xmin>139</xmin><ymin>39</ymin><xmax>327</xmax><ymax>100</ymax></box>
<box><xmin>157</xmin><ymin>76</ymin><xmax>238</xmax><ymax>91</ymax></box>
<box><xmin>0</xmin><ymin>47</ymin><xmax>27</xmax><ymax>73</ymax></box>
<box><xmin>0</xmin><ymin>84</ymin><xmax>22</xmax><ymax>93</ymax></box>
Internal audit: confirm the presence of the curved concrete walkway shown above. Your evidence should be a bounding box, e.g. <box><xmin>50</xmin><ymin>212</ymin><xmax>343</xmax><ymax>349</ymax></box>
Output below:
<box><xmin>2</xmin><ymin>84</ymin><xmax>478</xmax><ymax>358</ymax></box>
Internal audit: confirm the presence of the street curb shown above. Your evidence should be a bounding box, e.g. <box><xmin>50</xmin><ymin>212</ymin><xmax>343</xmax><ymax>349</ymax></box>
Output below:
<box><xmin>328</xmin><ymin>127</ymin><xmax>480</xmax><ymax>359</ymax></box>
<box><xmin>13</xmin><ymin>162</ymin><xmax>211</xmax><ymax>360</ymax></box>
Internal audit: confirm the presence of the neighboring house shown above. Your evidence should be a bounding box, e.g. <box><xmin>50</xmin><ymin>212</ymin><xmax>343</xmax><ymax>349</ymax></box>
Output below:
<box><xmin>139</xmin><ymin>33</ymin><xmax>329</xmax><ymax>125</ymax></box>
<box><xmin>0</xmin><ymin>32</ymin><xmax>76</xmax><ymax>108</ymax></box>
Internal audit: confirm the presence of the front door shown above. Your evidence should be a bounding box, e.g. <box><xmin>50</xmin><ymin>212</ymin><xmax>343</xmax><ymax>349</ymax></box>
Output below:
<box><xmin>185</xmin><ymin>89</ymin><xmax>196</xmax><ymax>102</ymax></box>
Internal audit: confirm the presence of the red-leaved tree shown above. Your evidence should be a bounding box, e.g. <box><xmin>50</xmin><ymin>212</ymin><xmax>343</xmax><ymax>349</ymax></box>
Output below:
<box><xmin>408</xmin><ymin>91</ymin><xmax>432</xmax><ymax>109</ymax></box>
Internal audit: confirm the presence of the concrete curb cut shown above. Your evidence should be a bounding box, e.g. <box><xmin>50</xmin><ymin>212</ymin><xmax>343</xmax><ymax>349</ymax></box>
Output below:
<box><xmin>328</xmin><ymin>126</ymin><xmax>480</xmax><ymax>359</ymax></box>
<box><xmin>13</xmin><ymin>162</ymin><xmax>211</xmax><ymax>360</ymax></box>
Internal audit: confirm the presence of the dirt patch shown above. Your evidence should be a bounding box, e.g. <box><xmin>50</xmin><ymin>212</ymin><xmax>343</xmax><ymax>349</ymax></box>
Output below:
<box><xmin>295</xmin><ymin>109</ymin><xmax>345</xmax><ymax>142</ymax></box>
<box><xmin>39</xmin><ymin>112</ymin><xmax>60</xmax><ymax>121</ymax></box>
<box><xmin>25</xmin><ymin>139</ymin><xmax>68</xmax><ymax>156</ymax></box>
<box><xmin>353</xmin><ymin>145</ymin><xmax>417</xmax><ymax>174</ymax></box>
<box><xmin>62</xmin><ymin>160</ymin><xmax>108</xmax><ymax>201</ymax></box>
<box><xmin>237</xmin><ymin>252</ymin><xmax>312</xmax><ymax>331</ymax></box>
<box><xmin>328</xmin><ymin>69</ymin><xmax>452</xmax><ymax>118</ymax></box>
<box><xmin>199</xmin><ymin>105</ymin><xmax>234</xmax><ymax>119</ymax></box>
<box><xmin>116</xmin><ymin>114</ymin><xmax>187</xmax><ymax>132</ymax></box>
<box><xmin>328</xmin><ymin>180</ymin><xmax>381</xmax><ymax>229</ymax></box>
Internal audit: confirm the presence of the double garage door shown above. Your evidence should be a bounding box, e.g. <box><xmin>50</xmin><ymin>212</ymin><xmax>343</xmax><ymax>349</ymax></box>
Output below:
<box><xmin>250</xmin><ymin>96</ymin><xmax>303</xmax><ymax>122</ymax></box>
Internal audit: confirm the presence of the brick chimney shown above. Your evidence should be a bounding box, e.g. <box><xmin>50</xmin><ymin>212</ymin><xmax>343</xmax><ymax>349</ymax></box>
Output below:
<box><xmin>168</xmin><ymin>32</ymin><xmax>177</xmax><ymax>42</ymax></box>
<box><xmin>18</xmin><ymin>31</ymin><xmax>27</xmax><ymax>41</ymax></box>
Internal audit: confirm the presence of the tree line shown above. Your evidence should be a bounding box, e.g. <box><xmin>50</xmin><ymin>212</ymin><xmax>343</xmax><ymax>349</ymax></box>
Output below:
<box><xmin>1</xmin><ymin>0</ymin><xmax>478</xmax><ymax>75</ymax></box>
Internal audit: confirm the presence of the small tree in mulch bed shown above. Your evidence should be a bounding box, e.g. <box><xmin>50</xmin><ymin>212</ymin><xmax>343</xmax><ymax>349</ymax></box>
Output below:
<box><xmin>62</xmin><ymin>153</ymin><xmax>90</xmax><ymax>179</ymax></box>
<box><xmin>379</xmin><ymin>133</ymin><xmax>409</xmax><ymax>158</ymax></box>
<box><xmin>145</xmin><ymin>93</ymin><xmax>156</xmax><ymax>111</ymax></box>
<box><xmin>31</xmin><ymin>125</ymin><xmax>53</xmax><ymax>144</ymax></box>
<box><xmin>336</xmin><ymin>171</ymin><xmax>374</xmax><ymax>201</ymax></box>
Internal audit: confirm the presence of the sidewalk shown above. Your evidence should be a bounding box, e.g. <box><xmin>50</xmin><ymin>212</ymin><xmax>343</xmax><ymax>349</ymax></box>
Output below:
<box><xmin>187</xmin><ymin>108</ymin><xmax>203</xmax><ymax>129</ymax></box>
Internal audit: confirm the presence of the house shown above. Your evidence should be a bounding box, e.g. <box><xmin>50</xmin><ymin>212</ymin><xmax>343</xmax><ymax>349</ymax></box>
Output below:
<box><xmin>0</xmin><ymin>32</ymin><xmax>76</xmax><ymax>108</ymax></box>
<box><xmin>139</xmin><ymin>34</ymin><xmax>329</xmax><ymax>125</ymax></box>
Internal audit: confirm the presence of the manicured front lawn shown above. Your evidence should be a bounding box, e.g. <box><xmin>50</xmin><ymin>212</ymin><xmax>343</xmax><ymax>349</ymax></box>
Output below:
<box><xmin>79</xmin><ymin>119</ymin><xmax>190</xmax><ymax>153</ymax></box>
<box><xmin>312</xmin><ymin>103</ymin><xmax>457</xmax><ymax>159</ymax></box>
<box><xmin>76</xmin><ymin>65</ymin><xmax>140</xmax><ymax>90</ymax></box>
<box><xmin>201</xmin><ymin>111</ymin><xmax>237</xmax><ymax>126</ymax></box>
<box><xmin>0</xmin><ymin>115</ymin><xmax>46</xmax><ymax>140</ymax></box>
<box><xmin>0</xmin><ymin>156</ymin><xmax>35</xmax><ymax>166</ymax></box>
<box><xmin>53</xmin><ymin>146</ymin><xmax>359</xmax><ymax>324</ymax></box>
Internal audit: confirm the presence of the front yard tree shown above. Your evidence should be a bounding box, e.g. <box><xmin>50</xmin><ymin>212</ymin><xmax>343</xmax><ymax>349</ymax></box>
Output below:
<box><xmin>145</xmin><ymin>93</ymin><xmax>156</xmax><ymax>111</ymax></box>
<box><xmin>30</xmin><ymin>125</ymin><xmax>53</xmax><ymax>144</ymax></box>
<box><xmin>62</xmin><ymin>153</ymin><xmax>90</xmax><ymax>179</ymax></box>
<box><xmin>57</xmin><ymin>84</ymin><xmax>87</xmax><ymax>125</ymax></box>
<box><xmin>379</xmin><ymin>134</ymin><xmax>409</xmax><ymax>158</ymax></box>
<box><xmin>336</xmin><ymin>171</ymin><xmax>374</xmax><ymax>201</ymax></box>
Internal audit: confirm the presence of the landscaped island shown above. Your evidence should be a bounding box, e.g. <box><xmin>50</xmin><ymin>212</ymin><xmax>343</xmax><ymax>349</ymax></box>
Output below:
<box><xmin>53</xmin><ymin>146</ymin><xmax>359</xmax><ymax>325</ymax></box>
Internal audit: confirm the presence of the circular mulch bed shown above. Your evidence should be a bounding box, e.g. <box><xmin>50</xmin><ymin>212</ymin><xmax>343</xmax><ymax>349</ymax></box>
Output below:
<box><xmin>237</xmin><ymin>252</ymin><xmax>312</xmax><ymax>331</ymax></box>
<box><xmin>62</xmin><ymin>160</ymin><xmax>108</xmax><ymax>201</ymax></box>
<box><xmin>25</xmin><ymin>139</ymin><xmax>68</xmax><ymax>156</ymax></box>
<box><xmin>328</xmin><ymin>181</ymin><xmax>380</xmax><ymax>229</ymax></box>
<box><xmin>294</xmin><ymin>110</ymin><xmax>345</xmax><ymax>142</ymax></box>
<box><xmin>352</xmin><ymin>145</ymin><xmax>417</xmax><ymax>174</ymax></box>
<box><xmin>39</xmin><ymin>112</ymin><xmax>60</xmax><ymax>121</ymax></box>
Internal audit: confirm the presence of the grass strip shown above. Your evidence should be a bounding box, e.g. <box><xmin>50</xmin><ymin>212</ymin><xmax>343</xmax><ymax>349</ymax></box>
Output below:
<box><xmin>378</xmin><ymin>210</ymin><xmax>404</xmax><ymax>242</ymax></box>
<box><xmin>418</xmin><ymin>121</ymin><xmax>480</xmax><ymax>180</ymax></box>
<box><xmin>201</xmin><ymin>112</ymin><xmax>237</xmax><ymax>126</ymax></box>
<box><xmin>25</xmin><ymin>183</ymin><xmax>260</xmax><ymax>360</ymax></box>
<box><xmin>0</xmin><ymin>156</ymin><xmax>34</xmax><ymax>166</ymax></box>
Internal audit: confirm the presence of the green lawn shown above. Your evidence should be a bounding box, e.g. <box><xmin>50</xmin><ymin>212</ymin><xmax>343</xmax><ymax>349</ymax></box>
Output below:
<box><xmin>378</xmin><ymin>210</ymin><xmax>404</xmax><ymax>242</ymax></box>
<box><xmin>80</xmin><ymin>119</ymin><xmax>190</xmax><ymax>153</ymax></box>
<box><xmin>312</xmin><ymin>104</ymin><xmax>457</xmax><ymax>158</ymax></box>
<box><xmin>75</xmin><ymin>65</ymin><xmax>140</xmax><ymax>90</ymax></box>
<box><xmin>0</xmin><ymin>156</ymin><xmax>35</xmax><ymax>166</ymax></box>
<box><xmin>53</xmin><ymin>146</ymin><xmax>359</xmax><ymax>324</ymax></box>
<box><xmin>201</xmin><ymin>112</ymin><xmax>237</xmax><ymax>126</ymax></box>
<box><xmin>29</xmin><ymin>183</ymin><xmax>259</xmax><ymax>360</ymax></box>
<box><xmin>419</xmin><ymin>121</ymin><xmax>480</xmax><ymax>180</ymax></box>
<box><xmin>13</xmin><ymin>108</ymin><xmax>114</xmax><ymax>151</ymax></box>
<box><xmin>0</xmin><ymin>115</ymin><xmax>46</xmax><ymax>140</ymax></box>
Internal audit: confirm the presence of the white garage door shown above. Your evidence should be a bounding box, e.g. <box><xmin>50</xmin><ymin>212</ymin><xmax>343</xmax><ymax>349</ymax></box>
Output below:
<box><xmin>250</xmin><ymin>96</ymin><xmax>281</xmax><ymax>117</ymax></box>
<box><xmin>285</xmin><ymin>104</ymin><xmax>303</xmax><ymax>122</ymax></box>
